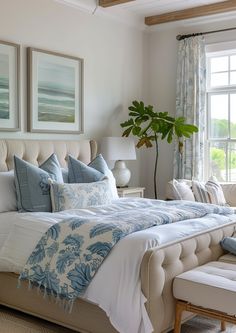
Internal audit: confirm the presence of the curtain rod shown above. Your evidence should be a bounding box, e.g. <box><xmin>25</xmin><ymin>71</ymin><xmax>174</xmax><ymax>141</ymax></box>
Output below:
<box><xmin>176</xmin><ymin>26</ymin><xmax>236</xmax><ymax>41</ymax></box>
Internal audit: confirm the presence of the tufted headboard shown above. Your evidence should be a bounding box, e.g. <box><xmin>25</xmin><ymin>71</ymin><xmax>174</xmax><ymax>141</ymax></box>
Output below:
<box><xmin>0</xmin><ymin>139</ymin><xmax>97</xmax><ymax>171</ymax></box>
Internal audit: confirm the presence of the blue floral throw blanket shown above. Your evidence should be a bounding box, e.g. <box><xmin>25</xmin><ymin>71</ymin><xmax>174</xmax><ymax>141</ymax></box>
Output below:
<box><xmin>19</xmin><ymin>200</ymin><xmax>234</xmax><ymax>307</ymax></box>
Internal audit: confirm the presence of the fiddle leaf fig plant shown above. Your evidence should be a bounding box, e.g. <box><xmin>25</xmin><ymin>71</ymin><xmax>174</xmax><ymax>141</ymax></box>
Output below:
<box><xmin>120</xmin><ymin>101</ymin><xmax>198</xmax><ymax>199</ymax></box>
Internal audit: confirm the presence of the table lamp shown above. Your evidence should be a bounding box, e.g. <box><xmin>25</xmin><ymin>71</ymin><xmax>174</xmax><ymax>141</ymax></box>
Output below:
<box><xmin>101</xmin><ymin>137</ymin><xmax>136</xmax><ymax>187</ymax></box>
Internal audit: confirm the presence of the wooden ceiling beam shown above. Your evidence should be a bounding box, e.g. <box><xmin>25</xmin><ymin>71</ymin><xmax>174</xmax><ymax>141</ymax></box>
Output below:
<box><xmin>145</xmin><ymin>0</ymin><xmax>236</xmax><ymax>26</ymax></box>
<box><xmin>99</xmin><ymin>0</ymin><xmax>135</xmax><ymax>8</ymax></box>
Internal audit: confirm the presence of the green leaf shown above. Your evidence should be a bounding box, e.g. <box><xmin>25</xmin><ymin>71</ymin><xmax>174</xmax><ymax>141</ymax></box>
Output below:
<box><xmin>140</xmin><ymin>115</ymin><xmax>149</xmax><ymax>122</ymax></box>
<box><xmin>128</xmin><ymin>106</ymin><xmax>137</xmax><ymax>112</ymax></box>
<box><xmin>132</xmin><ymin>126</ymin><xmax>141</xmax><ymax>135</ymax></box>
<box><xmin>129</xmin><ymin>112</ymin><xmax>139</xmax><ymax>117</ymax></box>
<box><xmin>167</xmin><ymin>129</ymin><xmax>173</xmax><ymax>143</ymax></box>
<box><xmin>120</xmin><ymin>119</ymin><xmax>134</xmax><ymax>128</ymax></box>
<box><xmin>133</xmin><ymin>100</ymin><xmax>140</xmax><ymax>108</ymax></box>
<box><xmin>135</xmin><ymin>117</ymin><xmax>142</xmax><ymax>126</ymax></box>
<box><xmin>151</xmin><ymin>122</ymin><xmax>159</xmax><ymax>132</ymax></box>
<box><xmin>122</xmin><ymin>126</ymin><xmax>133</xmax><ymax>137</ymax></box>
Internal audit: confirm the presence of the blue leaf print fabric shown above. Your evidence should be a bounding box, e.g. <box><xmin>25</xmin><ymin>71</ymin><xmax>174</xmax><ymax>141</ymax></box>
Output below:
<box><xmin>19</xmin><ymin>199</ymin><xmax>235</xmax><ymax>306</ymax></box>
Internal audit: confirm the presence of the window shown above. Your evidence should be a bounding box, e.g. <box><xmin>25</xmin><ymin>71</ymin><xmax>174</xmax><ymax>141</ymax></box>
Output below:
<box><xmin>206</xmin><ymin>49</ymin><xmax>236</xmax><ymax>182</ymax></box>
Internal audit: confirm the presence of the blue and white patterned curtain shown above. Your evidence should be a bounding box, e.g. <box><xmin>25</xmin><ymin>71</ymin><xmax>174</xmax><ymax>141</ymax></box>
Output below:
<box><xmin>174</xmin><ymin>36</ymin><xmax>206</xmax><ymax>180</ymax></box>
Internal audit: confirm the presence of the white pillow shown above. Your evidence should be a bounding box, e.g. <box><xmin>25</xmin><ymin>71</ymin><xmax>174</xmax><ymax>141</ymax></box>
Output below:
<box><xmin>50</xmin><ymin>178</ymin><xmax>112</xmax><ymax>212</ymax></box>
<box><xmin>0</xmin><ymin>170</ymin><xmax>17</xmax><ymax>212</ymax></box>
<box><xmin>192</xmin><ymin>180</ymin><xmax>226</xmax><ymax>205</ymax></box>
<box><xmin>166</xmin><ymin>179</ymin><xmax>195</xmax><ymax>201</ymax></box>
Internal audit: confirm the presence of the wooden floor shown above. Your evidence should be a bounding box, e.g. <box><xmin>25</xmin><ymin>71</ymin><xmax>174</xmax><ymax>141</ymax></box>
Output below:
<box><xmin>1</xmin><ymin>305</ymin><xmax>236</xmax><ymax>333</ymax></box>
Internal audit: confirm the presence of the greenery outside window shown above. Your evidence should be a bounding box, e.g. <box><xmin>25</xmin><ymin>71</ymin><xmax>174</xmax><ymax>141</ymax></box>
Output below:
<box><xmin>206</xmin><ymin>48</ymin><xmax>236</xmax><ymax>182</ymax></box>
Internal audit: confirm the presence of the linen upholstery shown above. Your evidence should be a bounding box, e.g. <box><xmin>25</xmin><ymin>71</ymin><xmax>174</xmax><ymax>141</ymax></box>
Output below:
<box><xmin>0</xmin><ymin>139</ymin><xmax>97</xmax><ymax>171</ymax></box>
<box><xmin>0</xmin><ymin>223</ymin><xmax>235</xmax><ymax>333</ymax></box>
<box><xmin>173</xmin><ymin>261</ymin><xmax>236</xmax><ymax>315</ymax></box>
<box><xmin>219</xmin><ymin>253</ymin><xmax>236</xmax><ymax>264</ymax></box>
<box><xmin>140</xmin><ymin>223</ymin><xmax>235</xmax><ymax>332</ymax></box>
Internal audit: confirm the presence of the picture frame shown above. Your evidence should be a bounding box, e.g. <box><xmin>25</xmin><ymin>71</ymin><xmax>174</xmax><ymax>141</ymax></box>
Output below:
<box><xmin>0</xmin><ymin>40</ymin><xmax>20</xmax><ymax>131</ymax></box>
<box><xmin>27</xmin><ymin>47</ymin><xmax>84</xmax><ymax>134</ymax></box>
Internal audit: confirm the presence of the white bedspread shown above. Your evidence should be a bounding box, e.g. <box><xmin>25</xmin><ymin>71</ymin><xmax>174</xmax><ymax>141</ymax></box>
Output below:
<box><xmin>0</xmin><ymin>198</ymin><xmax>236</xmax><ymax>333</ymax></box>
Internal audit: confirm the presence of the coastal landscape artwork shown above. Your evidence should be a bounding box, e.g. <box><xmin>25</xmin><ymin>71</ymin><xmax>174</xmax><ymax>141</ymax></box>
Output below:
<box><xmin>0</xmin><ymin>41</ymin><xmax>20</xmax><ymax>131</ymax></box>
<box><xmin>0</xmin><ymin>54</ymin><xmax>9</xmax><ymax>120</ymax></box>
<box><xmin>28</xmin><ymin>48</ymin><xmax>83</xmax><ymax>133</ymax></box>
<box><xmin>38</xmin><ymin>60</ymin><xmax>75</xmax><ymax>123</ymax></box>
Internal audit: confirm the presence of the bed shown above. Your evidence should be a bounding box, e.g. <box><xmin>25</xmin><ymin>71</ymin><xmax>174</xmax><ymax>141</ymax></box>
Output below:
<box><xmin>0</xmin><ymin>138</ymin><xmax>236</xmax><ymax>333</ymax></box>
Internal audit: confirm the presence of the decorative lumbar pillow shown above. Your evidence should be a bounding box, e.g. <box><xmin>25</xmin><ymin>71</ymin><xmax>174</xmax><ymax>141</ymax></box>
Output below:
<box><xmin>0</xmin><ymin>170</ymin><xmax>17</xmax><ymax>212</ymax></box>
<box><xmin>220</xmin><ymin>237</ymin><xmax>236</xmax><ymax>256</ymax></box>
<box><xmin>14</xmin><ymin>154</ymin><xmax>63</xmax><ymax>212</ymax></box>
<box><xmin>192</xmin><ymin>180</ymin><xmax>226</xmax><ymax>205</ymax></box>
<box><xmin>166</xmin><ymin>179</ymin><xmax>195</xmax><ymax>201</ymax></box>
<box><xmin>68</xmin><ymin>154</ymin><xmax>118</xmax><ymax>199</ymax></box>
<box><xmin>50</xmin><ymin>178</ymin><xmax>112</xmax><ymax>212</ymax></box>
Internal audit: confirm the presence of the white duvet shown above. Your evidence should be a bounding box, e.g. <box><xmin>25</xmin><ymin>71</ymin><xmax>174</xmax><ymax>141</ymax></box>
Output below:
<box><xmin>1</xmin><ymin>198</ymin><xmax>236</xmax><ymax>333</ymax></box>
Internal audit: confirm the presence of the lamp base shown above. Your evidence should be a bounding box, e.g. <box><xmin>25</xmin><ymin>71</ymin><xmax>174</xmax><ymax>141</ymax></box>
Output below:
<box><xmin>112</xmin><ymin>160</ymin><xmax>131</xmax><ymax>187</ymax></box>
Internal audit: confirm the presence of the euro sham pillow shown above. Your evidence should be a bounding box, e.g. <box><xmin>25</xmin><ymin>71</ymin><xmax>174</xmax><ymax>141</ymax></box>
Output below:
<box><xmin>50</xmin><ymin>178</ymin><xmax>112</xmax><ymax>212</ymax></box>
<box><xmin>0</xmin><ymin>170</ymin><xmax>17</xmax><ymax>212</ymax></box>
<box><xmin>14</xmin><ymin>154</ymin><xmax>63</xmax><ymax>212</ymax></box>
<box><xmin>68</xmin><ymin>154</ymin><xmax>118</xmax><ymax>199</ymax></box>
<box><xmin>192</xmin><ymin>180</ymin><xmax>226</xmax><ymax>205</ymax></box>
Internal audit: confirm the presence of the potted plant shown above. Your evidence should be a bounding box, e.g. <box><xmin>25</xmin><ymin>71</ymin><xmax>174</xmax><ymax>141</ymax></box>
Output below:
<box><xmin>120</xmin><ymin>101</ymin><xmax>198</xmax><ymax>199</ymax></box>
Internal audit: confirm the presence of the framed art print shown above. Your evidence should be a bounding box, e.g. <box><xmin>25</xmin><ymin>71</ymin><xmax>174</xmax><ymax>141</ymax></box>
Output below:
<box><xmin>28</xmin><ymin>48</ymin><xmax>83</xmax><ymax>133</ymax></box>
<box><xmin>0</xmin><ymin>40</ymin><xmax>20</xmax><ymax>131</ymax></box>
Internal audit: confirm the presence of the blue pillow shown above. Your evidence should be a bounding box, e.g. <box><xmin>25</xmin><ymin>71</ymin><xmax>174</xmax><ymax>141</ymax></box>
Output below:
<box><xmin>220</xmin><ymin>237</ymin><xmax>236</xmax><ymax>256</ymax></box>
<box><xmin>68</xmin><ymin>154</ymin><xmax>118</xmax><ymax>199</ymax></box>
<box><xmin>14</xmin><ymin>154</ymin><xmax>63</xmax><ymax>212</ymax></box>
<box><xmin>68</xmin><ymin>155</ymin><xmax>104</xmax><ymax>183</ymax></box>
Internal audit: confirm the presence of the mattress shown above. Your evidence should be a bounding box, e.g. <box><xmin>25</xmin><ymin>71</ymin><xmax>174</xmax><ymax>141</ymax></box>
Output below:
<box><xmin>1</xmin><ymin>198</ymin><xmax>236</xmax><ymax>333</ymax></box>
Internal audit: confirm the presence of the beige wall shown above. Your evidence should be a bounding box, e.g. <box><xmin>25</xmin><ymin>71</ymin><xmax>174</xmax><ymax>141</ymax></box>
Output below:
<box><xmin>1</xmin><ymin>1</ymin><xmax>236</xmax><ymax>197</ymax></box>
<box><xmin>142</xmin><ymin>17</ymin><xmax>236</xmax><ymax>199</ymax></box>
<box><xmin>0</xmin><ymin>0</ymin><xmax>145</xmax><ymax>186</ymax></box>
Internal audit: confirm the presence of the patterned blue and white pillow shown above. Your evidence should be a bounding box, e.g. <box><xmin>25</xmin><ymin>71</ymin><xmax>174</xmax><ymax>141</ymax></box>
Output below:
<box><xmin>50</xmin><ymin>178</ymin><xmax>112</xmax><ymax>212</ymax></box>
<box><xmin>14</xmin><ymin>154</ymin><xmax>63</xmax><ymax>212</ymax></box>
<box><xmin>68</xmin><ymin>154</ymin><xmax>118</xmax><ymax>199</ymax></box>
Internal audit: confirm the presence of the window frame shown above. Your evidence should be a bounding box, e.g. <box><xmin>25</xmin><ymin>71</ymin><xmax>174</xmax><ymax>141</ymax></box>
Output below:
<box><xmin>206</xmin><ymin>45</ymin><xmax>236</xmax><ymax>182</ymax></box>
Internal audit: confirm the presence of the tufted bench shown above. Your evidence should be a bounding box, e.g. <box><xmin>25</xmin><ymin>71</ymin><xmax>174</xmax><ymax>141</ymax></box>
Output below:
<box><xmin>173</xmin><ymin>261</ymin><xmax>236</xmax><ymax>333</ymax></box>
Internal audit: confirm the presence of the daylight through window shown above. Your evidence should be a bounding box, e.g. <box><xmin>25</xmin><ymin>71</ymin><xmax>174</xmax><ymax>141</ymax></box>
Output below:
<box><xmin>206</xmin><ymin>49</ymin><xmax>236</xmax><ymax>182</ymax></box>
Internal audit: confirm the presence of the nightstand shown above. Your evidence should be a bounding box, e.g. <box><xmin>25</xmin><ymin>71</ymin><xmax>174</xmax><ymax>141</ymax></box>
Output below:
<box><xmin>117</xmin><ymin>187</ymin><xmax>145</xmax><ymax>198</ymax></box>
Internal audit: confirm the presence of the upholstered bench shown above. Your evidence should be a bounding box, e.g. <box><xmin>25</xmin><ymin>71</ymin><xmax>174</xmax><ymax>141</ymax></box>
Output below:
<box><xmin>173</xmin><ymin>261</ymin><xmax>236</xmax><ymax>333</ymax></box>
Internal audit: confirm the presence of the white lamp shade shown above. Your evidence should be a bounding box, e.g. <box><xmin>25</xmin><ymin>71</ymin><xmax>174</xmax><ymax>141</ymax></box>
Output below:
<box><xmin>101</xmin><ymin>137</ymin><xmax>136</xmax><ymax>161</ymax></box>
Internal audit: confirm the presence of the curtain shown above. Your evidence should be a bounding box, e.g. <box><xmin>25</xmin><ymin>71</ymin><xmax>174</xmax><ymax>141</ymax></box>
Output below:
<box><xmin>174</xmin><ymin>36</ymin><xmax>206</xmax><ymax>180</ymax></box>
